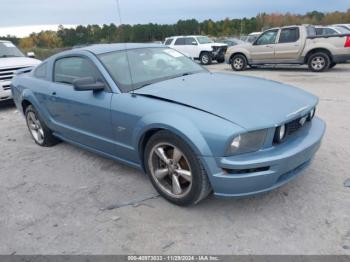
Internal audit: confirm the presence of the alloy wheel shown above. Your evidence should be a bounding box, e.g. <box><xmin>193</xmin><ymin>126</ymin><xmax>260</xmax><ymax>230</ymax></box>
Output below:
<box><xmin>148</xmin><ymin>143</ymin><xmax>192</xmax><ymax>198</ymax></box>
<box><xmin>26</xmin><ymin>111</ymin><xmax>44</xmax><ymax>144</ymax></box>
<box><xmin>233</xmin><ymin>58</ymin><xmax>244</xmax><ymax>70</ymax></box>
<box><xmin>311</xmin><ymin>56</ymin><xmax>326</xmax><ymax>71</ymax></box>
<box><xmin>201</xmin><ymin>55</ymin><xmax>209</xmax><ymax>64</ymax></box>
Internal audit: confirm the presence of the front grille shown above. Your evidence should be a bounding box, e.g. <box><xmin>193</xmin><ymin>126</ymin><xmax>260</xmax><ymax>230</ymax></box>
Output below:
<box><xmin>0</xmin><ymin>67</ymin><xmax>26</xmax><ymax>82</ymax></box>
<box><xmin>2</xmin><ymin>84</ymin><xmax>11</xmax><ymax>90</ymax></box>
<box><xmin>212</xmin><ymin>46</ymin><xmax>228</xmax><ymax>53</ymax></box>
<box><xmin>286</xmin><ymin>118</ymin><xmax>303</xmax><ymax>135</ymax></box>
<box><xmin>273</xmin><ymin>112</ymin><xmax>313</xmax><ymax>144</ymax></box>
<box><xmin>224</xmin><ymin>166</ymin><xmax>270</xmax><ymax>175</ymax></box>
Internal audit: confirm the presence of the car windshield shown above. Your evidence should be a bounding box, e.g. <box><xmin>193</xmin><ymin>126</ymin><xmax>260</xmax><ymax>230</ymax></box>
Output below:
<box><xmin>0</xmin><ymin>42</ymin><xmax>24</xmax><ymax>58</ymax></box>
<box><xmin>335</xmin><ymin>26</ymin><xmax>350</xmax><ymax>34</ymax></box>
<box><xmin>98</xmin><ymin>47</ymin><xmax>206</xmax><ymax>92</ymax></box>
<box><xmin>196</xmin><ymin>36</ymin><xmax>214</xmax><ymax>44</ymax></box>
<box><xmin>247</xmin><ymin>35</ymin><xmax>259</xmax><ymax>43</ymax></box>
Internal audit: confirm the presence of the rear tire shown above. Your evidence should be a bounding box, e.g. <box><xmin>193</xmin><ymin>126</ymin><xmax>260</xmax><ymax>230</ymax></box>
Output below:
<box><xmin>307</xmin><ymin>52</ymin><xmax>330</xmax><ymax>72</ymax></box>
<box><xmin>144</xmin><ymin>130</ymin><xmax>212</xmax><ymax>206</ymax></box>
<box><xmin>231</xmin><ymin>54</ymin><xmax>247</xmax><ymax>71</ymax></box>
<box><xmin>25</xmin><ymin>105</ymin><xmax>59</xmax><ymax>147</ymax></box>
<box><xmin>200</xmin><ymin>52</ymin><xmax>212</xmax><ymax>65</ymax></box>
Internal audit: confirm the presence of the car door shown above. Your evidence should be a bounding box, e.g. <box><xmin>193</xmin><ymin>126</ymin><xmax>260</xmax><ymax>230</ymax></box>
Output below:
<box><xmin>47</xmin><ymin>55</ymin><xmax>115</xmax><ymax>154</ymax></box>
<box><xmin>274</xmin><ymin>27</ymin><xmax>302</xmax><ymax>61</ymax></box>
<box><xmin>172</xmin><ymin>38</ymin><xmax>187</xmax><ymax>55</ymax></box>
<box><xmin>249</xmin><ymin>29</ymin><xmax>279</xmax><ymax>62</ymax></box>
<box><xmin>184</xmin><ymin>37</ymin><xmax>200</xmax><ymax>58</ymax></box>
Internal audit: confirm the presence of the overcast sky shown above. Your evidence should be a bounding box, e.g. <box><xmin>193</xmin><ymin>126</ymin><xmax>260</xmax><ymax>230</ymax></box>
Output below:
<box><xmin>0</xmin><ymin>0</ymin><xmax>349</xmax><ymax>36</ymax></box>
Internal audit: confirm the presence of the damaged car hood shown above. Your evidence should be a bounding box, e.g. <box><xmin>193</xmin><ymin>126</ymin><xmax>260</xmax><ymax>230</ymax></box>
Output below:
<box><xmin>134</xmin><ymin>72</ymin><xmax>318</xmax><ymax>130</ymax></box>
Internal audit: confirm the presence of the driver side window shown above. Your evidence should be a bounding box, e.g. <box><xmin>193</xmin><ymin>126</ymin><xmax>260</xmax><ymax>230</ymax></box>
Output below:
<box><xmin>255</xmin><ymin>30</ymin><xmax>278</xmax><ymax>45</ymax></box>
<box><xmin>54</xmin><ymin>57</ymin><xmax>102</xmax><ymax>85</ymax></box>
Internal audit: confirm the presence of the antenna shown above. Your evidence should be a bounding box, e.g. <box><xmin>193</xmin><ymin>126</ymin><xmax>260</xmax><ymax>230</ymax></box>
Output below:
<box><xmin>115</xmin><ymin>0</ymin><xmax>123</xmax><ymax>26</ymax></box>
<box><xmin>115</xmin><ymin>0</ymin><xmax>135</xmax><ymax>92</ymax></box>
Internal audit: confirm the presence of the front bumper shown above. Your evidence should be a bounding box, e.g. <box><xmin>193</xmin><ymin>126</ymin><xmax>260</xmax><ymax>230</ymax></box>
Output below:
<box><xmin>201</xmin><ymin>117</ymin><xmax>326</xmax><ymax>197</ymax></box>
<box><xmin>212</xmin><ymin>47</ymin><xmax>227</xmax><ymax>60</ymax></box>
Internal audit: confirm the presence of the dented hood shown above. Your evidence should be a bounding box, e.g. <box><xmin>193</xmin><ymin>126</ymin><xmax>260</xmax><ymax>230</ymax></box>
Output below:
<box><xmin>134</xmin><ymin>72</ymin><xmax>318</xmax><ymax>130</ymax></box>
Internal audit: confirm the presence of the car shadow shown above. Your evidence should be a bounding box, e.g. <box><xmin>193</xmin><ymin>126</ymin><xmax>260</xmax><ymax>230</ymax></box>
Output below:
<box><xmin>0</xmin><ymin>100</ymin><xmax>15</xmax><ymax>110</ymax></box>
<box><xmin>247</xmin><ymin>65</ymin><xmax>349</xmax><ymax>73</ymax></box>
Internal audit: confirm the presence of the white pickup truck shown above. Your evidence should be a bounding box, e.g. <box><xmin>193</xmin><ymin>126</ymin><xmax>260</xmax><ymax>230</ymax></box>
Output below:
<box><xmin>164</xmin><ymin>35</ymin><xmax>227</xmax><ymax>65</ymax></box>
<box><xmin>225</xmin><ymin>25</ymin><xmax>350</xmax><ymax>72</ymax></box>
<box><xmin>0</xmin><ymin>40</ymin><xmax>41</xmax><ymax>101</ymax></box>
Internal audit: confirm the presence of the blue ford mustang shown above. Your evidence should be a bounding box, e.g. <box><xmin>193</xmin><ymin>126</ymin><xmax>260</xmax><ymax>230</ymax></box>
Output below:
<box><xmin>11</xmin><ymin>43</ymin><xmax>326</xmax><ymax>206</ymax></box>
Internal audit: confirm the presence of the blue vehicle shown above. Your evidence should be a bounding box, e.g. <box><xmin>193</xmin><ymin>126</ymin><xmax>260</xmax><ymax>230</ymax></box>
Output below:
<box><xmin>11</xmin><ymin>43</ymin><xmax>326</xmax><ymax>206</ymax></box>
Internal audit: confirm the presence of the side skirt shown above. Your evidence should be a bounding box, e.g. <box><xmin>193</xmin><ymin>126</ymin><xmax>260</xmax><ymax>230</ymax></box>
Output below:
<box><xmin>53</xmin><ymin>132</ymin><xmax>144</xmax><ymax>172</ymax></box>
<box><xmin>249</xmin><ymin>59</ymin><xmax>304</xmax><ymax>65</ymax></box>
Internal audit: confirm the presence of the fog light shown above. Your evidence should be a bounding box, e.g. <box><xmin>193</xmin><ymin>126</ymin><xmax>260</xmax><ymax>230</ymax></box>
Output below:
<box><xmin>274</xmin><ymin>124</ymin><xmax>286</xmax><ymax>143</ymax></box>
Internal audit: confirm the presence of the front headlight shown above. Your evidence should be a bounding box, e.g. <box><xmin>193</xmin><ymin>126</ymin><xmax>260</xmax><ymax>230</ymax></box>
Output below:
<box><xmin>308</xmin><ymin>107</ymin><xmax>316</xmax><ymax>121</ymax></box>
<box><xmin>273</xmin><ymin>124</ymin><xmax>286</xmax><ymax>144</ymax></box>
<box><xmin>226</xmin><ymin>129</ymin><xmax>267</xmax><ymax>156</ymax></box>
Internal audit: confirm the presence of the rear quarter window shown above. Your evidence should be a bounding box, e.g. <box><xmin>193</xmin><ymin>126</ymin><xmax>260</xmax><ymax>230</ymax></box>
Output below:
<box><xmin>34</xmin><ymin>62</ymin><xmax>48</xmax><ymax>80</ymax></box>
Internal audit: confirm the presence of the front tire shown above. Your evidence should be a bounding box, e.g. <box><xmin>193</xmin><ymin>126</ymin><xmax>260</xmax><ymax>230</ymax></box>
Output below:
<box><xmin>200</xmin><ymin>52</ymin><xmax>212</xmax><ymax>65</ymax></box>
<box><xmin>329</xmin><ymin>62</ymin><xmax>337</xmax><ymax>69</ymax></box>
<box><xmin>231</xmin><ymin>54</ymin><xmax>247</xmax><ymax>71</ymax></box>
<box><xmin>307</xmin><ymin>52</ymin><xmax>330</xmax><ymax>72</ymax></box>
<box><xmin>144</xmin><ymin>131</ymin><xmax>211</xmax><ymax>206</ymax></box>
<box><xmin>25</xmin><ymin>105</ymin><xmax>59</xmax><ymax>147</ymax></box>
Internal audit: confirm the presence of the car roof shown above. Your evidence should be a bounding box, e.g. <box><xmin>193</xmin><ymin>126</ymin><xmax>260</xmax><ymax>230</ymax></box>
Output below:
<box><xmin>166</xmin><ymin>35</ymin><xmax>204</xmax><ymax>38</ymax></box>
<box><xmin>76</xmin><ymin>43</ymin><xmax>164</xmax><ymax>55</ymax></box>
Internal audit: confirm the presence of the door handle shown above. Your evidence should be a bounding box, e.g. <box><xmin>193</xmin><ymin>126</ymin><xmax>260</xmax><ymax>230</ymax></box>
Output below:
<box><xmin>52</xmin><ymin>92</ymin><xmax>56</xmax><ymax>95</ymax></box>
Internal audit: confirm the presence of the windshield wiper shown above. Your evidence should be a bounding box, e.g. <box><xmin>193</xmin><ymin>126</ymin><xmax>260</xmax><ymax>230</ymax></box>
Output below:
<box><xmin>181</xmin><ymin>72</ymin><xmax>194</xmax><ymax>76</ymax></box>
<box><xmin>131</xmin><ymin>71</ymin><xmax>200</xmax><ymax>92</ymax></box>
<box><xmin>0</xmin><ymin>55</ymin><xmax>22</xmax><ymax>58</ymax></box>
<box><xmin>140</xmin><ymin>82</ymin><xmax>153</xmax><ymax>88</ymax></box>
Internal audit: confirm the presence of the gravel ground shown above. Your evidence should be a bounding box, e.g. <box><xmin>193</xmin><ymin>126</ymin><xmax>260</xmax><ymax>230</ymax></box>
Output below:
<box><xmin>0</xmin><ymin>63</ymin><xmax>349</xmax><ymax>255</ymax></box>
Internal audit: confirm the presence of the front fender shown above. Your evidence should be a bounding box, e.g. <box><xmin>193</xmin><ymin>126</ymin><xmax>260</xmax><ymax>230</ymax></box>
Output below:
<box><xmin>226</xmin><ymin>46</ymin><xmax>252</xmax><ymax>62</ymax></box>
<box><xmin>133</xmin><ymin>112</ymin><xmax>213</xmax><ymax>157</ymax></box>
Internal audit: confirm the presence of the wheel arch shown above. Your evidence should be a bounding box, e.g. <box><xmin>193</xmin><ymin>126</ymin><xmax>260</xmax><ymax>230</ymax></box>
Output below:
<box><xmin>229</xmin><ymin>52</ymin><xmax>249</xmax><ymax>64</ymax></box>
<box><xmin>134</xmin><ymin>115</ymin><xmax>213</xmax><ymax>173</ymax></box>
<box><xmin>21</xmin><ymin>99</ymin><xmax>32</xmax><ymax>114</ymax></box>
<box><xmin>199</xmin><ymin>50</ymin><xmax>212</xmax><ymax>58</ymax></box>
<box><xmin>304</xmin><ymin>48</ymin><xmax>333</xmax><ymax>64</ymax></box>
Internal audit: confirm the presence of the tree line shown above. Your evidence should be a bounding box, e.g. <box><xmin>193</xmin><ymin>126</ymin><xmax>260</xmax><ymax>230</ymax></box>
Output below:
<box><xmin>2</xmin><ymin>10</ymin><xmax>350</xmax><ymax>51</ymax></box>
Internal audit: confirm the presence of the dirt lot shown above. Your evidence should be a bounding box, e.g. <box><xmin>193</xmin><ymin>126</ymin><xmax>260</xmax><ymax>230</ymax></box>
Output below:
<box><xmin>0</xmin><ymin>64</ymin><xmax>350</xmax><ymax>255</ymax></box>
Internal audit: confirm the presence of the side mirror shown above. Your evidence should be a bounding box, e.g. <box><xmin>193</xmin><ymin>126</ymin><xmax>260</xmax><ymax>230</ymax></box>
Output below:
<box><xmin>191</xmin><ymin>41</ymin><xmax>198</xmax><ymax>45</ymax></box>
<box><xmin>27</xmin><ymin>52</ymin><xmax>35</xmax><ymax>58</ymax></box>
<box><xmin>73</xmin><ymin>77</ymin><xmax>105</xmax><ymax>92</ymax></box>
